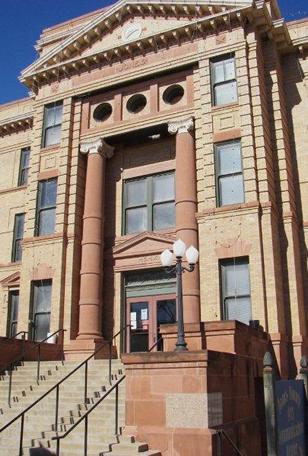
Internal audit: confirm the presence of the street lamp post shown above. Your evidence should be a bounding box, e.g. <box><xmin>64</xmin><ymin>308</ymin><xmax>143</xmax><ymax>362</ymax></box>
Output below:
<box><xmin>160</xmin><ymin>239</ymin><xmax>199</xmax><ymax>352</ymax></box>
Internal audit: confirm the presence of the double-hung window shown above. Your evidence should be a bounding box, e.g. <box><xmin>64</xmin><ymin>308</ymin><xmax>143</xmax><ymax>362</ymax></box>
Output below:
<box><xmin>211</xmin><ymin>55</ymin><xmax>237</xmax><ymax>106</ymax></box>
<box><xmin>42</xmin><ymin>101</ymin><xmax>63</xmax><ymax>147</ymax></box>
<box><xmin>220</xmin><ymin>258</ymin><xmax>252</xmax><ymax>325</ymax></box>
<box><xmin>123</xmin><ymin>172</ymin><xmax>175</xmax><ymax>234</ymax></box>
<box><xmin>18</xmin><ymin>148</ymin><xmax>30</xmax><ymax>186</ymax></box>
<box><xmin>36</xmin><ymin>179</ymin><xmax>57</xmax><ymax>236</ymax></box>
<box><xmin>12</xmin><ymin>213</ymin><xmax>25</xmax><ymax>262</ymax></box>
<box><xmin>215</xmin><ymin>140</ymin><xmax>244</xmax><ymax>206</ymax></box>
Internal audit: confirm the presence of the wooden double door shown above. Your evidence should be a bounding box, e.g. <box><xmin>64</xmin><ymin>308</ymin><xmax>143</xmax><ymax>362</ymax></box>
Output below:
<box><xmin>126</xmin><ymin>294</ymin><xmax>176</xmax><ymax>352</ymax></box>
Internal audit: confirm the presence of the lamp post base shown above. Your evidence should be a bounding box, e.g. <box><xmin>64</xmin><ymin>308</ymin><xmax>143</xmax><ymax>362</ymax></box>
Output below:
<box><xmin>175</xmin><ymin>341</ymin><xmax>188</xmax><ymax>352</ymax></box>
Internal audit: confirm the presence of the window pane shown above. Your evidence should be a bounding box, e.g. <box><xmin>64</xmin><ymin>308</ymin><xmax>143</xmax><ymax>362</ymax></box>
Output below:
<box><xmin>45</xmin><ymin>104</ymin><xmax>63</xmax><ymax>128</ymax></box>
<box><xmin>212</xmin><ymin>61</ymin><xmax>225</xmax><ymax>84</ymax></box>
<box><xmin>11</xmin><ymin>293</ymin><xmax>19</xmax><ymax>321</ymax></box>
<box><xmin>153</xmin><ymin>202</ymin><xmax>175</xmax><ymax>230</ymax></box>
<box><xmin>41</xmin><ymin>180</ymin><xmax>57</xmax><ymax>207</ymax></box>
<box><xmin>126</xmin><ymin>207</ymin><xmax>147</xmax><ymax>234</ymax></box>
<box><xmin>219</xmin><ymin>174</ymin><xmax>244</xmax><ymax>206</ymax></box>
<box><xmin>20</xmin><ymin>169</ymin><xmax>28</xmax><ymax>186</ymax></box>
<box><xmin>126</xmin><ymin>179</ymin><xmax>146</xmax><ymax>207</ymax></box>
<box><xmin>214</xmin><ymin>81</ymin><xmax>237</xmax><ymax>106</ymax></box>
<box><xmin>45</xmin><ymin>125</ymin><xmax>62</xmax><ymax>147</ymax></box>
<box><xmin>153</xmin><ymin>174</ymin><xmax>174</xmax><ymax>202</ymax></box>
<box><xmin>14</xmin><ymin>239</ymin><xmax>22</xmax><ymax>261</ymax></box>
<box><xmin>225</xmin><ymin>296</ymin><xmax>251</xmax><ymax>325</ymax></box>
<box><xmin>217</xmin><ymin>142</ymin><xmax>242</xmax><ymax>175</ymax></box>
<box><xmin>22</xmin><ymin>149</ymin><xmax>30</xmax><ymax>168</ymax></box>
<box><xmin>224</xmin><ymin>262</ymin><xmax>250</xmax><ymax>296</ymax></box>
<box><xmin>224</xmin><ymin>58</ymin><xmax>235</xmax><ymax>80</ymax></box>
<box><xmin>39</xmin><ymin>208</ymin><xmax>56</xmax><ymax>235</ymax></box>
<box><xmin>34</xmin><ymin>313</ymin><xmax>51</xmax><ymax>341</ymax></box>
<box><xmin>34</xmin><ymin>282</ymin><xmax>52</xmax><ymax>312</ymax></box>
<box><xmin>15</xmin><ymin>214</ymin><xmax>25</xmax><ymax>237</ymax></box>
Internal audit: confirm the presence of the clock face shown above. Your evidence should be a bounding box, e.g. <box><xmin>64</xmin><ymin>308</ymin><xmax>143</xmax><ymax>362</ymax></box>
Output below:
<box><xmin>121</xmin><ymin>22</ymin><xmax>142</xmax><ymax>42</ymax></box>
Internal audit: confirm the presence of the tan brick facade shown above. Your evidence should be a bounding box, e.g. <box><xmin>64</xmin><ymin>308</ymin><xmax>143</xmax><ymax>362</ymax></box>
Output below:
<box><xmin>0</xmin><ymin>0</ymin><xmax>307</xmax><ymax>375</ymax></box>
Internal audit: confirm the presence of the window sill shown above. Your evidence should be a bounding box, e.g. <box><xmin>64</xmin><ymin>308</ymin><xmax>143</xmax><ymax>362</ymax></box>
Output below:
<box><xmin>23</xmin><ymin>232</ymin><xmax>65</xmax><ymax>245</ymax></box>
<box><xmin>0</xmin><ymin>185</ymin><xmax>27</xmax><ymax>195</ymax></box>
<box><xmin>116</xmin><ymin>228</ymin><xmax>176</xmax><ymax>242</ymax></box>
<box><xmin>211</xmin><ymin>102</ymin><xmax>239</xmax><ymax>112</ymax></box>
<box><xmin>197</xmin><ymin>201</ymin><xmax>260</xmax><ymax>218</ymax></box>
<box><xmin>40</xmin><ymin>144</ymin><xmax>60</xmax><ymax>153</ymax></box>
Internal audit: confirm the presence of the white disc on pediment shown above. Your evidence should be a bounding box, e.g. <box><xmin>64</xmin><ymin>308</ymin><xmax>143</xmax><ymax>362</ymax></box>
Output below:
<box><xmin>121</xmin><ymin>22</ymin><xmax>142</xmax><ymax>42</ymax></box>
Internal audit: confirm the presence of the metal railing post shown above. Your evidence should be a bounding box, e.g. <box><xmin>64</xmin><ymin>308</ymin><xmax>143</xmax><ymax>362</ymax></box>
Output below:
<box><xmin>84</xmin><ymin>414</ymin><xmax>88</xmax><ymax>456</ymax></box>
<box><xmin>109</xmin><ymin>340</ymin><xmax>112</xmax><ymax>385</ymax></box>
<box><xmin>115</xmin><ymin>383</ymin><xmax>119</xmax><ymax>435</ymax></box>
<box><xmin>55</xmin><ymin>384</ymin><xmax>59</xmax><ymax>432</ymax></box>
<box><xmin>8</xmin><ymin>364</ymin><xmax>13</xmax><ymax>408</ymax></box>
<box><xmin>19</xmin><ymin>413</ymin><xmax>25</xmax><ymax>456</ymax></box>
<box><xmin>84</xmin><ymin>360</ymin><xmax>88</xmax><ymax>403</ymax></box>
<box><xmin>37</xmin><ymin>344</ymin><xmax>41</xmax><ymax>385</ymax></box>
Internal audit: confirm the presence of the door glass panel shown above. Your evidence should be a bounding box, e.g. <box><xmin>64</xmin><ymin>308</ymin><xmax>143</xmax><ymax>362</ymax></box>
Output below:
<box><xmin>130</xmin><ymin>302</ymin><xmax>149</xmax><ymax>352</ymax></box>
<box><xmin>156</xmin><ymin>299</ymin><xmax>176</xmax><ymax>351</ymax></box>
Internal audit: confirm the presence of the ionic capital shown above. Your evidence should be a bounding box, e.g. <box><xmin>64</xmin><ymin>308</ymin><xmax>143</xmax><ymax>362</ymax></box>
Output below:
<box><xmin>80</xmin><ymin>137</ymin><xmax>114</xmax><ymax>159</ymax></box>
<box><xmin>168</xmin><ymin>117</ymin><xmax>194</xmax><ymax>135</ymax></box>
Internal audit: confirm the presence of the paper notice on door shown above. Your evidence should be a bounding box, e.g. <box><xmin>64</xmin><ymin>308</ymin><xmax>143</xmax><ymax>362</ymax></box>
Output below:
<box><xmin>130</xmin><ymin>312</ymin><xmax>137</xmax><ymax>329</ymax></box>
<box><xmin>141</xmin><ymin>308</ymin><xmax>148</xmax><ymax>320</ymax></box>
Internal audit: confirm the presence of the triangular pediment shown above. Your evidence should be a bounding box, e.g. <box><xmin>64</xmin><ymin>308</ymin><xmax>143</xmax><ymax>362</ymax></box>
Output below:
<box><xmin>21</xmin><ymin>0</ymin><xmax>253</xmax><ymax>84</ymax></box>
<box><xmin>113</xmin><ymin>231</ymin><xmax>176</xmax><ymax>257</ymax></box>
<box><xmin>0</xmin><ymin>271</ymin><xmax>20</xmax><ymax>287</ymax></box>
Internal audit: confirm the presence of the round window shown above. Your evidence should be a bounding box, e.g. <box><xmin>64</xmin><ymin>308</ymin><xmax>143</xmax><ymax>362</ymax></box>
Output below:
<box><xmin>93</xmin><ymin>103</ymin><xmax>113</xmax><ymax>122</ymax></box>
<box><xmin>126</xmin><ymin>94</ymin><xmax>147</xmax><ymax>114</ymax></box>
<box><xmin>163</xmin><ymin>84</ymin><xmax>184</xmax><ymax>105</ymax></box>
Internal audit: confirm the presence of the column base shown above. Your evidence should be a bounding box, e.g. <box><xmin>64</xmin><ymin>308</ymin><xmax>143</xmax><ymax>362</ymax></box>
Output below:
<box><xmin>64</xmin><ymin>338</ymin><xmax>117</xmax><ymax>361</ymax></box>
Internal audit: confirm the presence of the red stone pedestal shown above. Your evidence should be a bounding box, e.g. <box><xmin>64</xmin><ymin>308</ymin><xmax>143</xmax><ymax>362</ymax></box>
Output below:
<box><xmin>64</xmin><ymin>339</ymin><xmax>117</xmax><ymax>361</ymax></box>
<box><xmin>122</xmin><ymin>350</ymin><xmax>263</xmax><ymax>456</ymax></box>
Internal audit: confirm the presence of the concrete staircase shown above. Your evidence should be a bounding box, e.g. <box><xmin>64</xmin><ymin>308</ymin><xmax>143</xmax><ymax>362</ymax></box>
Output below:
<box><xmin>0</xmin><ymin>359</ymin><xmax>161</xmax><ymax>456</ymax></box>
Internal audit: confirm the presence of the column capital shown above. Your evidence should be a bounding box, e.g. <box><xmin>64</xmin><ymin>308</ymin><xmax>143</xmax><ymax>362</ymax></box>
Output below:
<box><xmin>168</xmin><ymin>117</ymin><xmax>194</xmax><ymax>135</ymax></box>
<box><xmin>80</xmin><ymin>137</ymin><xmax>114</xmax><ymax>159</ymax></box>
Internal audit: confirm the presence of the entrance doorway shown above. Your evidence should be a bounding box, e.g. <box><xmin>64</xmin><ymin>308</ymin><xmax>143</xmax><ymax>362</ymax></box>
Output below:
<box><xmin>127</xmin><ymin>294</ymin><xmax>176</xmax><ymax>352</ymax></box>
<box><xmin>124</xmin><ymin>269</ymin><xmax>176</xmax><ymax>352</ymax></box>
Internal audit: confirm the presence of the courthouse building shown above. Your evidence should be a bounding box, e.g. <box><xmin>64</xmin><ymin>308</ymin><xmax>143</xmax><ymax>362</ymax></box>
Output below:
<box><xmin>0</xmin><ymin>0</ymin><xmax>307</xmax><ymax>375</ymax></box>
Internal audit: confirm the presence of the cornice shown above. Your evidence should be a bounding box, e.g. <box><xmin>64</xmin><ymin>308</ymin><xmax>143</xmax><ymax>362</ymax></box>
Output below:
<box><xmin>0</xmin><ymin>112</ymin><xmax>33</xmax><ymax>138</ymax></box>
<box><xmin>20</xmin><ymin>1</ymin><xmax>253</xmax><ymax>89</ymax></box>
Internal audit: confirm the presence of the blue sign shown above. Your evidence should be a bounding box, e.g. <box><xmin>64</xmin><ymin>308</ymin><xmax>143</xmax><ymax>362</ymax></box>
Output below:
<box><xmin>276</xmin><ymin>380</ymin><xmax>306</xmax><ymax>456</ymax></box>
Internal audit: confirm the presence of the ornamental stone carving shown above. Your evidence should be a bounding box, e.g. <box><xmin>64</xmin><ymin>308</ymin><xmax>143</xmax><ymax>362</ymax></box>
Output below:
<box><xmin>168</xmin><ymin>117</ymin><xmax>194</xmax><ymax>135</ymax></box>
<box><xmin>80</xmin><ymin>137</ymin><xmax>114</xmax><ymax>158</ymax></box>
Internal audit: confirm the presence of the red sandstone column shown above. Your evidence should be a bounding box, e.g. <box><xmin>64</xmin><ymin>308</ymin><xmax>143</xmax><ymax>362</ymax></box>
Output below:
<box><xmin>168</xmin><ymin>117</ymin><xmax>200</xmax><ymax>323</ymax></box>
<box><xmin>77</xmin><ymin>138</ymin><xmax>114</xmax><ymax>340</ymax></box>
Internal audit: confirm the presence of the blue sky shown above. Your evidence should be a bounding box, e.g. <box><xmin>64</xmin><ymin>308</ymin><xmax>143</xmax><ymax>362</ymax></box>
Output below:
<box><xmin>0</xmin><ymin>0</ymin><xmax>307</xmax><ymax>104</ymax></box>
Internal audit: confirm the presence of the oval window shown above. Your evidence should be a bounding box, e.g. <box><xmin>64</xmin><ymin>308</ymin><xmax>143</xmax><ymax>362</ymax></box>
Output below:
<box><xmin>93</xmin><ymin>103</ymin><xmax>113</xmax><ymax>122</ymax></box>
<box><xmin>163</xmin><ymin>84</ymin><xmax>184</xmax><ymax>105</ymax></box>
<box><xmin>126</xmin><ymin>94</ymin><xmax>147</xmax><ymax>114</ymax></box>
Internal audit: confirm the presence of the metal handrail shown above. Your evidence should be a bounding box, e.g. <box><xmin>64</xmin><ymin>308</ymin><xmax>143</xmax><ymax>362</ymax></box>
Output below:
<box><xmin>52</xmin><ymin>375</ymin><xmax>125</xmax><ymax>456</ymax></box>
<box><xmin>0</xmin><ymin>324</ymin><xmax>130</xmax><ymax>456</ymax></box>
<box><xmin>51</xmin><ymin>329</ymin><xmax>161</xmax><ymax>455</ymax></box>
<box><xmin>0</xmin><ymin>329</ymin><xmax>65</xmax><ymax>407</ymax></box>
<box><xmin>34</xmin><ymin>329</ymin><xmax>66</xmax><ymax>384</ymax></box>
<box><xmin>217</xmin><ymin>429</ymin><xmax>245</xmax><ymax>456</ymax></box>
<box><xmin>148</xmin><ymin>336</ymin><xmax>163</xmax><ymax>352</ymax></box>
